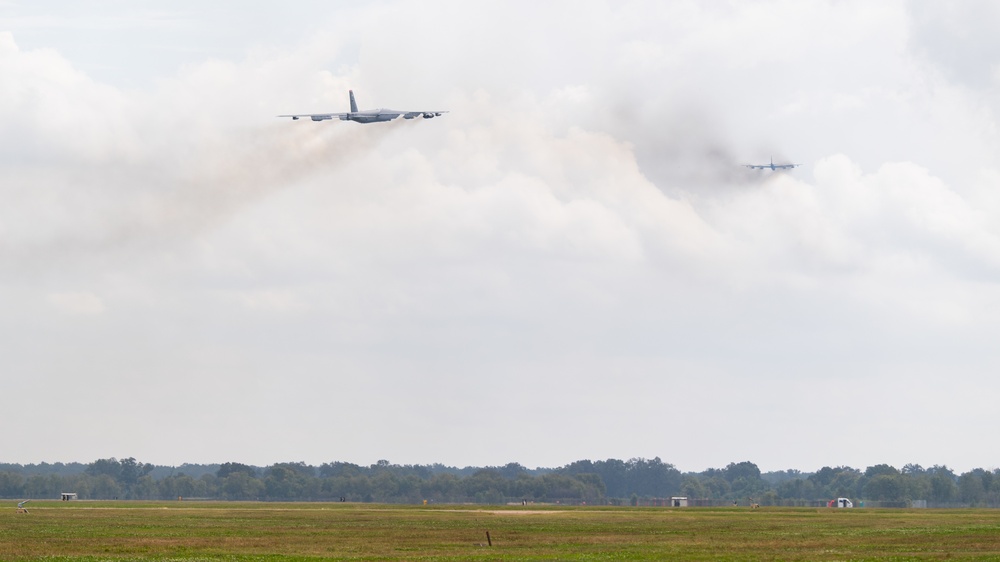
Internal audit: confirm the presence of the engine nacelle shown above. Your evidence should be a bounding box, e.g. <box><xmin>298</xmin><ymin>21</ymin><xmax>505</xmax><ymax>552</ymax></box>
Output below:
<box><xmin>339</xmin><ymin>114</ymin><xmax>351</xmax><ymax>121</ymax></box>
<box><xmin>291</xmin><ymin>116</ymin><xmax>299</xmax><ymax>120</ymax></box>
<box><xmin>422</xmin><ymin>112</ymin><xmax>435</xmax><ymax>119</ymax></box>
<box><xmin>310</xmin><ymin>115</ymin><xmax>332</xmax><ymax>122</ymax></box>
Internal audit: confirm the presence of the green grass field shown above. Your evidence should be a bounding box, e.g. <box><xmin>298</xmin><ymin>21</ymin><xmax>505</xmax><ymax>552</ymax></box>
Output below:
<box><xmin>3</xmin><ymin>501</ymin><xmax>1000</xmax><ymax>561</ymax></box>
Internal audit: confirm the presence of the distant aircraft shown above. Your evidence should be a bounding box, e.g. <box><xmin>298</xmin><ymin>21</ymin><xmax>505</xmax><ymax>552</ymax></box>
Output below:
<box><xmin>279</xmin><ymin>90</ymin><xmax>447</xmax><ymax>123</ymax></box>
<box><xmin>744</xmin><ymin>156</ymin><xmax>800</xmax><ymax>170</ymax></box>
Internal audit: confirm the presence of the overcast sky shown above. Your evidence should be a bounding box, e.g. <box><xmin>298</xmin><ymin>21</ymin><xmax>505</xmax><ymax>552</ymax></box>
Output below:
<box><xmin>2</xmin><ymin>0</ymin><xmax>1000</xmax><ymax>473</ymax></box>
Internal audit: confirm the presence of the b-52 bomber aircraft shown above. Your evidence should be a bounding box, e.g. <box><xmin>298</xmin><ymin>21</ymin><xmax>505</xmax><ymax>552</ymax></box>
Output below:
<box><xmin>279</xmin><ymin>90</ymin><xmax>447</xmax><ymax>123</ymax></box>
<box><xmin>744</xmin><ymin>156</ymin><xmax>800</xmax><ymax>170</ymax></box>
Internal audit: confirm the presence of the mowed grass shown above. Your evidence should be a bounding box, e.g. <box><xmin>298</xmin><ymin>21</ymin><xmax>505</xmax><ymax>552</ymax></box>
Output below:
<box><xmin>3</xmin><ymin>502</ymin><xmax>1000</xmax><ymax>561</ymax></box>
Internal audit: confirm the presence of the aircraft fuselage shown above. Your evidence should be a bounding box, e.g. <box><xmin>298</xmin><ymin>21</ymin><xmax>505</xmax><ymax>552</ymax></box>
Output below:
<box><xmin>342</xmin><ymin>111</ymin><xmax>401</xmax><ymax>123</ymax></box>
<box><xmin>281</xmin><ymin>90</ymin><xmax>446</xmax><ymax>123</ymax></box>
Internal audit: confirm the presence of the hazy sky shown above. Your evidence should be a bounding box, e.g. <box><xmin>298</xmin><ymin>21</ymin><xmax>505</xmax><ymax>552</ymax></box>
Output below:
<box><xmin>2</xmin><ymin>0</ymin><xmax>1000</xmax><ymax>473</ymax></box>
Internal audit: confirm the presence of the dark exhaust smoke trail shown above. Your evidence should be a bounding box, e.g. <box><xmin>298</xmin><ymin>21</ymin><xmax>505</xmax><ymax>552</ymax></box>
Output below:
<box><xmin>2</xmin><ymin>119</ymin><xmax>410</xmax><ymax>271</ymax></box>
<box><xmin>600</xmin><ymin>93</ymin><xmax>777</xmax><ymax>194</ymax></box>
<box><xmin>155</xmin><ymin>120</ymin><xmax>399</xmax><ymax>232</ymax></box>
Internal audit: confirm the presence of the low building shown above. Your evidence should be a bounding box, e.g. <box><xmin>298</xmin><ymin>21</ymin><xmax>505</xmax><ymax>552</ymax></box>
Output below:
<box><xmin>670</xmin><ymin>496</ymin><xmax>688</xmax><ymax>507</ymax></box>
<box><xmin>61</xmin><ymin>492</ymin><xmax>78</xmax><ymax>501</ymax></box>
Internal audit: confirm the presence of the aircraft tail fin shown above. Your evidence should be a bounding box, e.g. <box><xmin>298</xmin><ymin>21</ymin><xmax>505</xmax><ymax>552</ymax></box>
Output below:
<box><xmin>349</xmin><ymin>90</ymin><xmax>358</xmax><ymax>113</ymax></box>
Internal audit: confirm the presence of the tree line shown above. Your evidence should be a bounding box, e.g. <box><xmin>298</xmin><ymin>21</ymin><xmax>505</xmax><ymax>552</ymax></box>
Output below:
<box><xmin>1</xmin><ymin>457</ymin><xmax>998</xmax><ymax>507</ymax></box>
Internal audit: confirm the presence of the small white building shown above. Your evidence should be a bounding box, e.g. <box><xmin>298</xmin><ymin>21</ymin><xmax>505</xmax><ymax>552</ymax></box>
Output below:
<box><xmin>835</xmin><ymin>497</ymin><xmax>853</xmax><ymax>508</ymax></box>
<box><xmin>670</xmin><ymin>496</ymin><xmax>688</xmax><ymax>507</ymax></box>
<box><xmin>61</xmin><ymin>492</ymin><xmax>78</xmax><ymax>501</ymax></box>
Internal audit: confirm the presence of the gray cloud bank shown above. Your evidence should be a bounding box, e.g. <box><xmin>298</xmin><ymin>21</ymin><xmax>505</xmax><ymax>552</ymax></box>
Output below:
<box><xmin>1</xmin><ymin>1</ymin><xmax>1000</xmax><ymax>472</ymax></box>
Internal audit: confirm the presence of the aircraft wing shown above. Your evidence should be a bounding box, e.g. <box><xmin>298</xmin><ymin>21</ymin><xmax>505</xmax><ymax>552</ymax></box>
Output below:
<box><xmin>401</xmin><ymin>110</ymin><xmax>449</xmax><ymax>120</ymax></box>
<box><xmin>277</xmin><ymin>113</ymin><xmax>347</xmax><ymax>122</ymax></box>
<box><xmin>743</xmin><ymin>163</ymin><xmax>800</xmax><ymax>169</ymax></box>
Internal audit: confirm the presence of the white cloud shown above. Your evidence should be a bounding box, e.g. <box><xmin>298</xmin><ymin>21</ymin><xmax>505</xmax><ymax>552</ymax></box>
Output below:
<box><xmin>2</xmin><ymin>1</ymin><xmax>1000</xmax><ymax>471</ymax></box>
<box><xmin>907</xmin><ymin>0</ymin><xmax>1000</xmax><ymax>89</ymax></box>
<box><xmin>47</xmin><ymin>291</ymin><xmax>105</xmax><ymax>315</ymax></box>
